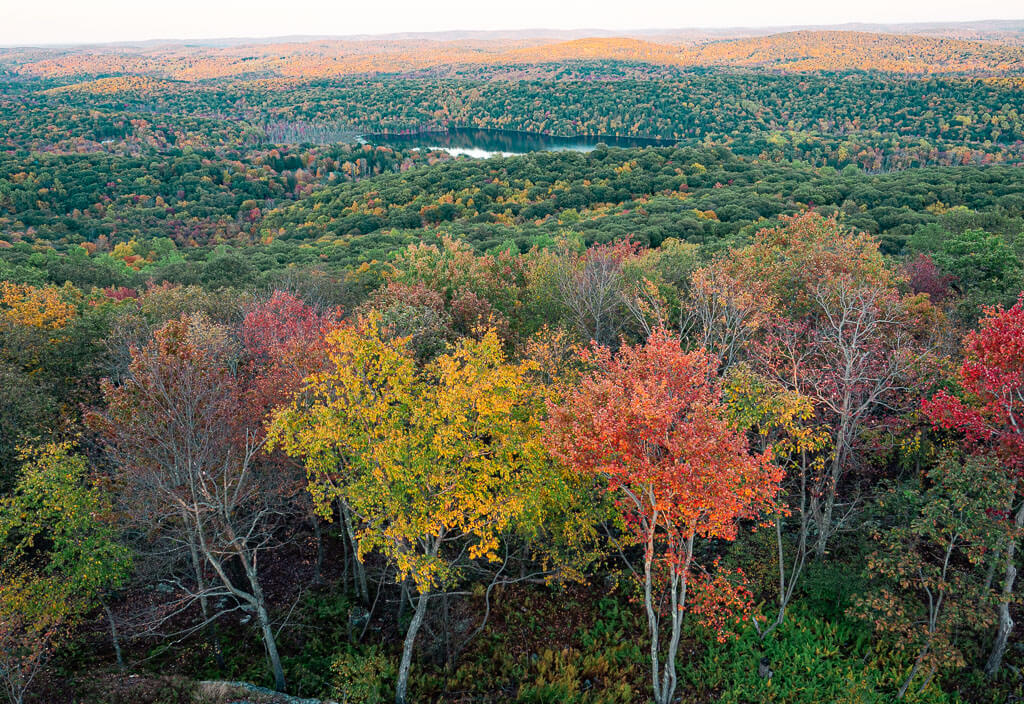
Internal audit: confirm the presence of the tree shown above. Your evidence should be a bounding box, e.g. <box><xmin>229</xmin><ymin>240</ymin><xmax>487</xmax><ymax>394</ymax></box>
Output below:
<box><xmin>723</xmin><ymin>364</ymin><xmax>830</xmax><ymax>634</ymax></box>
<box><xmin>903</xmin><ymin>254</ymin><xmax>954</xmax><ymax>304</ymax></box>
<box><xmin>241</xmin><ymin>289</ymin><xmax>342</xmax><ymax>367</ymax></box>
<box><xmin>268</xmin><ymin>318</ymin><xmax>558</xmax><ymax>704</ymax></box>
<box><xmin>545</xmin><ymin>329</ymin><xmax>781</xmax><ymax>704</ymax></box>
<box><xmin>853</xmin><ymin>453</ymin><xmax>1010</xmax><ymax>699</ymax></box>
<box><xmin>922</xmin><ymin>295</ymin><xmax>1024</xmax><ymax>676</ymax></box>
<box><xmin>391</xmin><ymin>235</ymin><xmax>528</xmax><ymax>326</ymax></box>
<box><xmin>554</xmin><ymin>240</ymin><xmax>640</xmax><ymax>346</ymax></box>
<box><xmin>683</xmin><ymin>258</ymin><xmax>772</xmax><ymax>370</ymax></box>
<box><xmin>92</xmin><ymin>314</ymin><xmax>292</xmax><ymax>691</ymax></box>
<box><xmin>933</xmin><ymin>229</ymin><xmax>1022</xmax><ymax>309</ymax></box>
<box><xmin>356</xmin><ymin>282</ymin><xmax>453</xmax><ymax>363</ymax></box>
<box><xmin>796</xmin><ymin>278</ymin><xmax>929</xmax><ymax>557</ymax></box>
<box><xmin>0</xmin><ymin>444</ymin><xmax>130</xmax><ymax>704</ymax></box>
<box><xmin>727</xmin><ymin>213</ymin><xmax>893</xmax><ymax>321</ymax></box>
<box><xmin>0</xmin><ymin>282</ymin><xmax>82</xmax><ymax>484</ymax></box>
<box><xmin>729</xmin><ymin>214</ymin><xmax>932</xmax><ymax>557</ymax></box>
<box><xmin>0</xmin><ymin>363</ymin><xmax>56</xmax><ymax>489</ymax></box>
<box><xmin>241</xmin><ymin>290</ymin><xmax>343</xmax><ymax>587</ymax></box>
<box><xmin>0</xmin><ymin>282</ymin><xmax>77</xmax><ymax>332</ymax></box>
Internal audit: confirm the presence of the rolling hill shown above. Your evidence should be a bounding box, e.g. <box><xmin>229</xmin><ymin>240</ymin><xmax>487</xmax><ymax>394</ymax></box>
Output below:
<box><xmin>677</xmin><ymin>30</ymin><xmax>1024</xmax><ymax>73</ymax></box>
<box><xmin>3</xmin><ymin>27</ymin><xmax>1024</xmax><ymax>81</ymax></box>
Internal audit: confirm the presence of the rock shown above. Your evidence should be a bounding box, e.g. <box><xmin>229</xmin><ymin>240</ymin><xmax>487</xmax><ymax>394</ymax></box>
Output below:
<box><xmin>196</xmin><ymin>680</ymin><xmax>339</xmax><ymax>704</ymax></box>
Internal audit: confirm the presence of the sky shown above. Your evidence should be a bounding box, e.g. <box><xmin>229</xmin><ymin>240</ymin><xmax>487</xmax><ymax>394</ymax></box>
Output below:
<box><xmin>2</xmin><ymin>0</ymin><xmax>1022</xmax><ymax>46</ymax></box>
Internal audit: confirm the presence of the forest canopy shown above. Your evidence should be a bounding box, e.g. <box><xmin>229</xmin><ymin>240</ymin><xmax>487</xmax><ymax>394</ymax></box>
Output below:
<box><xmin>3</xmin><ymin>24</ymin><xmax>1024</xmax><ymax>704</ymax></box>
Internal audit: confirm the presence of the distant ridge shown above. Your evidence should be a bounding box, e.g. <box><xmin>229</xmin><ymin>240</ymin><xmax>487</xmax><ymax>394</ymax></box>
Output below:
<box><xmin>498</xmin><ymin>38</ymin><xmax>679</xmax><ymax>64</ymax></box>
<box><xmin>677</xmin><ymin>30</ymin><xmax>1024</xmax><ymax>72</ymax></box>
<box><xmin>3</xmin><ymin>19</ymin><xmax>1023</xmax><ymax>49</ymax></box>
<box><xmin>4</xmin><ymin>27</ymin><xmax>1024</xmax><ymax>79</ymax></box>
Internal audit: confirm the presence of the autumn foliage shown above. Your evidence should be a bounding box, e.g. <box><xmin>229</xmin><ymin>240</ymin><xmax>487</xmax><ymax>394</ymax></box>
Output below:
<box><xmin>546</xmin><ymin>328</ymin><xmax>780</xmax><ymax>704</ymax></box>
<box><xmin>268</xmin><ymin>318</ymin><xmax>559</xmax><ymax>703</ymax></box>
<box><xmin>547</xmin><ymin>329</ymin><xmax>779</xmax><ymax>547</ymax></box>
<box><xmin>923</xmin><ymin>295</ymin><xmax>1024</xmax><ymax>677</ymax></box>
<box><xmin>241</xmin><ymin>290</ymin><xmax>344</xmax><ymax>417</ymax></box>
<box><xmin>6</xmin><ymin>51</ymin><xmax>1024</xmax><ymax>699</ymax></box>
<box><xmin>10</xmin><ymin>31</ymin><xmax>1024</xmax><ymax>81</ymax></box>
<box><xmin>923</xmin><ymin>295</ymin><xmax>1024</xmax><ymax>470</ymax></box>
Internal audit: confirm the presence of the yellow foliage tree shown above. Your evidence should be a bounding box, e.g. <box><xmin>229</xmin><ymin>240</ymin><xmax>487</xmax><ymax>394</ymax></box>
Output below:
<box><xmin>268</xmin><ymin>318</ymin><xmax>556</xmax><ymax>704</ymax></box>
<box><xmin>0</xmin><ymin>282</ymin><xmax>77</xmax><ymax>331</ymax></box>
<box><xmin>723</xmin><ymin>364</ymin><xmax>831</xmax><ymax>634</ymax></box>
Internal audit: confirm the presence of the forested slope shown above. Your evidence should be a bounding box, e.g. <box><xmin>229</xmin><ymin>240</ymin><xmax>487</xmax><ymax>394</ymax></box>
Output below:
<box><xmin>3</xmin><ymin>31</ymin><xmax>1024</xmax><ymax>704</ymax></box>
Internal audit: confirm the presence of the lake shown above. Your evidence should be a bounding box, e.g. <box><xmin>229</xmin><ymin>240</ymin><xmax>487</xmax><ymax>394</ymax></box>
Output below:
<box><xmin>361</xmin><ymin>127</ymin><xmax>672</xmax><ymax>158</ymax></box>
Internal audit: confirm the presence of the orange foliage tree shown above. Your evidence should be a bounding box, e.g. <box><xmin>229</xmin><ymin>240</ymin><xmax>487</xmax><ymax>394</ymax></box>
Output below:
<box><xmin>545</xmin><ymin>328</ymin><xmax>781</xmax><ymax>704</ymax></box>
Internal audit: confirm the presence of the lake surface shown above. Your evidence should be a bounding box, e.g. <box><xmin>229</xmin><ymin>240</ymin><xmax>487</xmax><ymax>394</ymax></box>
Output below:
<box><xmin>361</xmin><ymin>128</ymin><xmax>672</xmax><ymax>158</ymax></box>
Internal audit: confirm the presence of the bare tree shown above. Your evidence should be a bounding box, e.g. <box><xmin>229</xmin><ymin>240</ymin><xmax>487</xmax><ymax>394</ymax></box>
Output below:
<box><xmin>760</xmin><ymin>280</ymin><xmax>928</xmax><ymax>558</ymax></box>
<box><xmin>681</xmin><ymin>262</ymin><xmax>770</xmax><ymax>370</ymax></box>
<box><xmin>92</xmin><ymin>314</ymin><xmax>295</xmax><ymax>691</ymax></box>
<box><xmin>555</xmin><ymin>242</ymin><xmax>636</xmax><ymax>346</ymax></box>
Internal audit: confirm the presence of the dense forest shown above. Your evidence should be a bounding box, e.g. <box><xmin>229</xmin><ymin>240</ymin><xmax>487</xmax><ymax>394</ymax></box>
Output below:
<box><xmin>3</xmin><ymin>24</ymin><xmax>1024</xmax><ymax>704</ymax></box>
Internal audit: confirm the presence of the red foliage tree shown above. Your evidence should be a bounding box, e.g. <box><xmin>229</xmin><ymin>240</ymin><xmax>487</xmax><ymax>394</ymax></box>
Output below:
<box><xmin>242</xmin><ymin>290</ymin><xmax>339</xmax><ymax>358</ymax></box>
<box><xmin>240</xmin><ymin>291</ymin><xmax>350</xmax><ymax>590</ymax></box>
<box><xmin>241</xmin><ymin>290</ymin><xmax>343</xmax><ymax>414</ymax></box>
<box><xmin>923</xmin><ymin>295</ymin><xmax>1024</xmax><ymax>676</ymax></box>
<box><xmin>903</xmin><ymin>253</ymin><xmax>955</xmax><ymax>303</ymax></box>
<box><xmin>546</xmin><ymin>329</ymin><xmax>781</xmax><ymax>704</ymax></box>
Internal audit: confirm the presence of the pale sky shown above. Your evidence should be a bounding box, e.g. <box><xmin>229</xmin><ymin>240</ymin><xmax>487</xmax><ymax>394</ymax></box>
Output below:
<box><xmin>2</xmin><ymin>0</ymin><xmax>1022</xmax><ymax>46</ymax></box>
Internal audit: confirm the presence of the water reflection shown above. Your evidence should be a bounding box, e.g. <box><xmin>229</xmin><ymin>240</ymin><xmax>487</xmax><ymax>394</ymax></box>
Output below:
<box><xmin>362</xmin><ymin>127</ymin><xmax>671</xmax><ymax>157</ymax></box>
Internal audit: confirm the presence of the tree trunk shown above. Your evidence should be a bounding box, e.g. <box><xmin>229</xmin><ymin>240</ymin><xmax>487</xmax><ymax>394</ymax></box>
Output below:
<box><xmin>897</xmin><ymin>645</ymin><xmax>929</xmax><ymax>699</ymax></box>
<box><xmin>642</xmin><ymin>524</ymin><xmax>664</xmax><ymax>704</ymax></box>
<box><xmin>659</xmin><ymin>567</ymin><xmax>684</xmax><ymax>704</ymax></box>
<box><xmin>312</xmin><ymin>515</ymin><xmax>324</xmax><ymax>585</ymax></box>
<box><xmin>641</xmin><ymin>524</ymin><xmax>692</xmax><ymax>704</ymax></box>
<box><xmin>340</xmin><ymin>500</ymin><xmax>369</xmax><ymax>603</ymax></box>
<box><xmin>396</xmin><ymin>590</ymin><xmax>430</xmax><ymax>704</ymax></box>
<box><xmin>764</xmin><ymin>450</ymin><xmax>811</xmax><ymax>636</ymax></box>
<box><xmin>398</xmin><ymin>577</ymin><xmax>410</xmax><ymax>625</ymax></box>
<box><xmin>815</xmin><ymin>384</ymin><xmax>856</xmax><ymax>560</ymax></box>
<box><xmin>985</xmin><ymin>500</ymin><xmax>1024</xmax><ymax>677</ymax></box>
<box><xmin>188</xmin><ymin>533</ymin><xmax>225</xmax><ymax>671</ymax></box>
<box><xmin>103</xmin><ymin>603</ymin><xmax>124</xmax><ymax>670</ymax></box>
<box><xmin>814</xmin><ymin>440</ymin><xmax>845</xmax><ymax>559</ymax></box>
<box><xmin>241</xmin><ymin>556</ymin><xmax>286</xmax><ymax>692</ymax></box>
<box><xmin>256</xmin><ymin>601</ymin><xmax>286</xmax><ymax>692</ymax></box>
<box><xmin>983</xmin><ymin>537</ymin><xmax>1004</xmax><ymax>593</ymax></box>
<box><xmin>442</xmin><ymin>592</ymin><xmax>451</xmax><ymax>668</ymax></box>
<box><xmin>766</xmin><ymin>512</ymin><xmax>803</xmax><ymax>636</ymax></box>
<box><xmin>984</xmin><ymin>488</ymin><xmax>1015</xmax><ymax>592</ymax></box>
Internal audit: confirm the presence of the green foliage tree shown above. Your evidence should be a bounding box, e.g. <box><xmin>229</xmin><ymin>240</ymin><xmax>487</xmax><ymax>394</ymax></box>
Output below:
<box><xmin>853</xmin><ymin>453</ymin><xmax>1011</xmax><ymax>698</ymax></box>
<box><xmin>0</xmin><ymin>443</ymin><xmax>130</xmax><ymax>704</ymax></box>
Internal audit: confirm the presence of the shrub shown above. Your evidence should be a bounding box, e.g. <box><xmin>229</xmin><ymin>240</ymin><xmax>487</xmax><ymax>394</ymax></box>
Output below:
<box><xmin>686</xmin><ymin>608</ymin><xmax>890</xmax><ymax>704</ymax></box>
<box><xmin>331</xmin><ymin>646</ymin><xmax>396</xmax><ymax>704</ymax></box>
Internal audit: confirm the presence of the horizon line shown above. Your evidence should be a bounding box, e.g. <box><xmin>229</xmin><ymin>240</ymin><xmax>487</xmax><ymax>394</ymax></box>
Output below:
<box><xmin>3</xmin><ymin>17</ymin><xmax>1023</xmax><ymax>50</ymax></box>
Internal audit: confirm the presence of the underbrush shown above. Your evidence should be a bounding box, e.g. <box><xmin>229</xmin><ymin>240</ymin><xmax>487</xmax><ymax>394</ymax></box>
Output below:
<box><xmin>685</xmin><ymin>607</ymin><xmax>901</xmax><ymax>704</ymax></box>
<box><xmin>429</xmin><ymin>592</ymin><xmax>646</xmax><ymax>703</ymax></box>
<box><xmin>44</xmin><ymin>573</ymin><xmax>1020</xmax><ymax>704</ymax></box>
